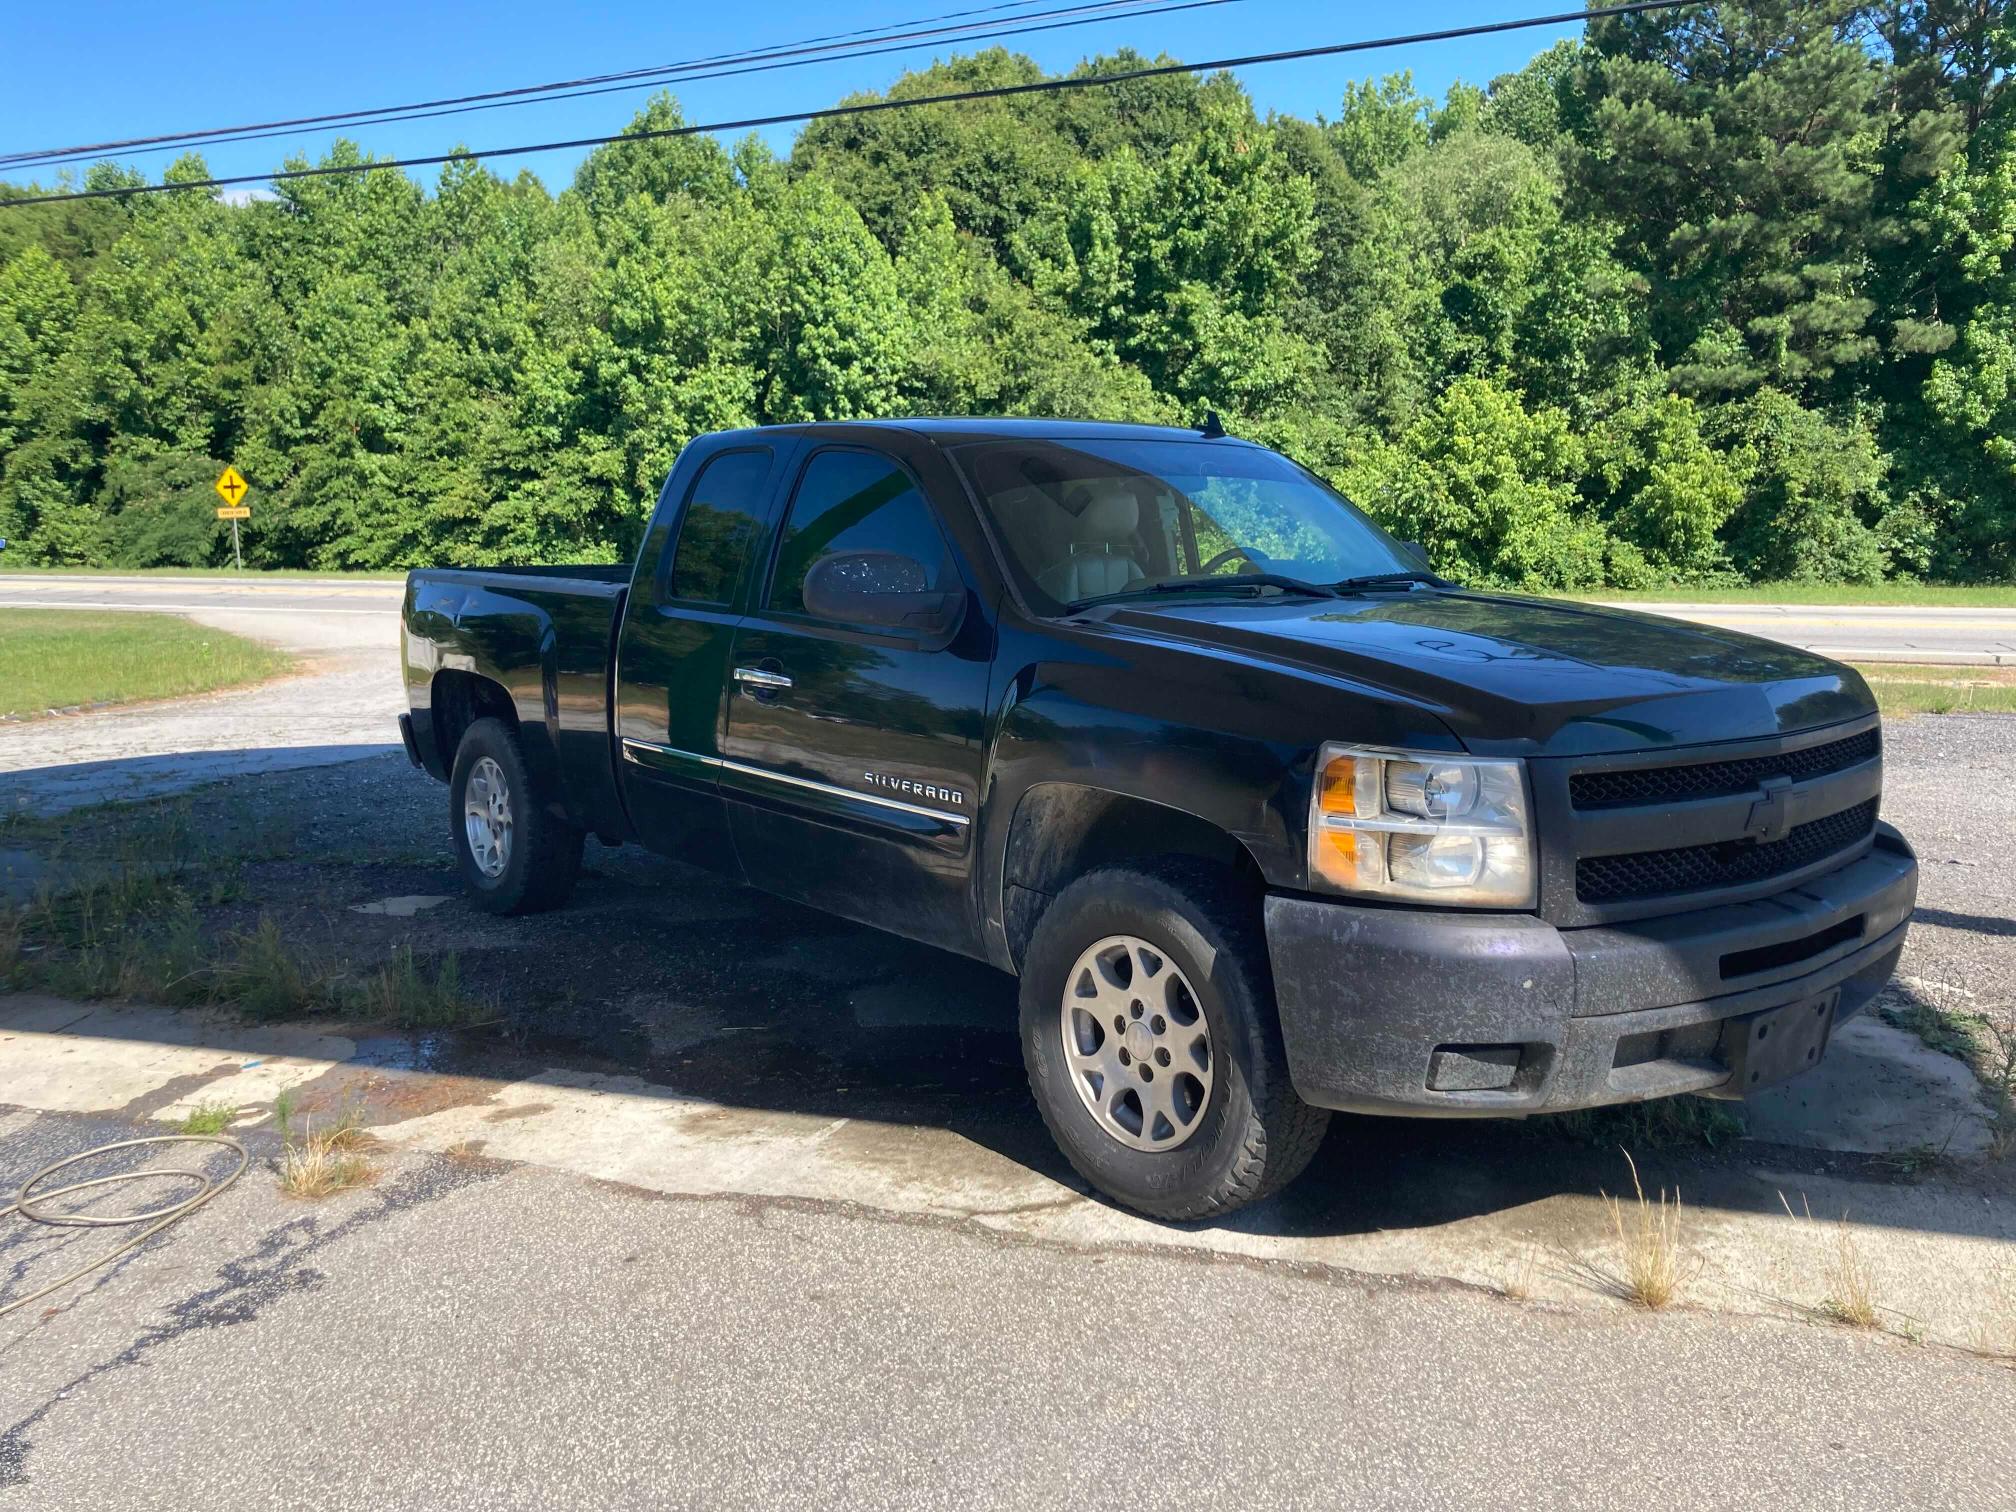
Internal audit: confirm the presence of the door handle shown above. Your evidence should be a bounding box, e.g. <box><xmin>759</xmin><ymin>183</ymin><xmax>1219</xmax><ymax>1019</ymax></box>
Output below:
<box><xmin>733</xmin><ymin>666</ymin><xmax>793</xmax><ymax>692</ymax></box>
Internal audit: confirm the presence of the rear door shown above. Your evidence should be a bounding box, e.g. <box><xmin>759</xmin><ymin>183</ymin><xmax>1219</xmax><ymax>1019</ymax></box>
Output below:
<box><xmin>720</xmin><ymin>443</ymin><xmax>991</xmax><ymax>951</ymax></box>
<box><xmin>616</xmin><ymin>442</ymin><xmax>789</xmax><ymax>875</ymax></box>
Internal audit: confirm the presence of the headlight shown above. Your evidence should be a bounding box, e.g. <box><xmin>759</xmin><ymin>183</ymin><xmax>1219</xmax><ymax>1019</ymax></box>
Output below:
<box><xmin>1308</xmin><ymin>744</ymin><xmax>1535</xmax><ymax>907</ymax></box>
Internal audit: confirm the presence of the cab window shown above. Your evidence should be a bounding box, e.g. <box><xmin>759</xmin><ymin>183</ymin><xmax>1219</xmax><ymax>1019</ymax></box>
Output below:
<box><xmin>666</xmin><ymin>448</ymin><xmax>773</xmax><ymax>604</ymax></box>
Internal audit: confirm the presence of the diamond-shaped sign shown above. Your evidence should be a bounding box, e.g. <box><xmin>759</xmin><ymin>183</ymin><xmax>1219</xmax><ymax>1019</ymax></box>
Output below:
<box><xmin>214</xmin><ymin>465</ymin><xmax>249</xmax><ymax>508</ymax></box>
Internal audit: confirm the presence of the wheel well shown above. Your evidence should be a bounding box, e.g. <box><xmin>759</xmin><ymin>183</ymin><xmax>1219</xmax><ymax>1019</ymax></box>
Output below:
<box><xmin>431</xmin><ymin>670</ymin><xmax>517</xmax><ymax>767</ymax></box>
<box><xmin>1001</xmin><ymin>784</ymin><xmax>1264</xmax><ymax>969</ymax></box>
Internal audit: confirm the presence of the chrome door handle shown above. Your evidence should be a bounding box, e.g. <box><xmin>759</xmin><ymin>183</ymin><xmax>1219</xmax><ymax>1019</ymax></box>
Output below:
<box><xmin>733</xmin><ymin>666</ymin><xmax>793</xmax><ymax>691</ymax></box>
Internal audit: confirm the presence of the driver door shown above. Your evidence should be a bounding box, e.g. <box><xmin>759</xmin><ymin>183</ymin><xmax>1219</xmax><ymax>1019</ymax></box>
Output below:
<box><xmin>720</xmin><ymin>445</ymin><xmax>991</xmax><ymax>952</ymax></box>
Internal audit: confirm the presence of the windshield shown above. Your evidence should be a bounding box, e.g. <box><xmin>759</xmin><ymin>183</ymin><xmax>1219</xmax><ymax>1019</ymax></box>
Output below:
<box><xmin>951</xmin><ymin>437</ymin><xmax>1418</xmax><ymax>614</ymax></box>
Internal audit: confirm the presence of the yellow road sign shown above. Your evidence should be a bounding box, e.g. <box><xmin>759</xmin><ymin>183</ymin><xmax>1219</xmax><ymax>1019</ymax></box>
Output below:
<box><xmin>216</xmin><ymin>506</ymin><xmax>251</xmax><ymax>520</ymax></box>
<box><xmin>214</xmin><ymin>465</ymin><xmax>249</xmax><ymax>507</ymax></box>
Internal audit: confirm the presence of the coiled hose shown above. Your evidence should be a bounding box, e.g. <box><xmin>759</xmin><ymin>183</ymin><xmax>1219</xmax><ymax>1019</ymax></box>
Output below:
<box><xmin>0</xmin><ymin>1134</ymin><xmax>248</xmax><ymax>1319</ymax></box>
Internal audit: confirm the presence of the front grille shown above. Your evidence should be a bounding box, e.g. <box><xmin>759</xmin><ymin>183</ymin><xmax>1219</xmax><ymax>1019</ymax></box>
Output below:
<box><xmin>1570</xmin><ymin>729</ymin><xmax>1878</xmax><ymax>810</ymax></box>
<box><xmin>1576</xmin><ymin>799</ymin><xmax>1879</xmax><ymax>904</ymax></box>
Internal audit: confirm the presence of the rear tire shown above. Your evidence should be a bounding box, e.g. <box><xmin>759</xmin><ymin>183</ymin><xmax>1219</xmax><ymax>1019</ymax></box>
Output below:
<box><xmin>448</xmin><ymin>717</ymin><xmax>583</xmax><ymax>914</ymax></box>
<box><xmin>1019</xmin><ymin>861</ymin><xmax>1329</xmax><ymax>1220</ymax></box>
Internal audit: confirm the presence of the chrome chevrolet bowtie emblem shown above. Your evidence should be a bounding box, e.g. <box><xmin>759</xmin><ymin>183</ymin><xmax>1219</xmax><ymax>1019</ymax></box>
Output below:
<box><xmin>1745</xmin><ymin>775</ymin><xmax>1795</xmax><ymax>844</ymax></box>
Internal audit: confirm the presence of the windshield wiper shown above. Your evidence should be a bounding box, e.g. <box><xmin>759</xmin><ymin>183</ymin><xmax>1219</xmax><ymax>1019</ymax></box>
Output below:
<box><xmin>1071</xmin><ymin>573</ymin><xmax>1340</xmax><ymax>610</ymax></box>
<box><xmin>1331</xmin><ymin>569</ymin><xmax>1450</xmax><ymax>593</ymax></box>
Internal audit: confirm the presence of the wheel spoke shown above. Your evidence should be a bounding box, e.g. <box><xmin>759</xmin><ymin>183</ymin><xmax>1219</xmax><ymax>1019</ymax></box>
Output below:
<box><xmin>1137</xmin><ymin>1074</ymin><xmax>1173</xmax><ymax>1144</ymax></box>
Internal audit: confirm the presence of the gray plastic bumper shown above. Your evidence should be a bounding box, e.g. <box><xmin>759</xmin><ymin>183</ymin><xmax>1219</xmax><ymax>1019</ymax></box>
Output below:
<box><xmin>1264</xmin><ymin>825</ymin><xmax>1917</xmax><ymax>1116</ymax></box>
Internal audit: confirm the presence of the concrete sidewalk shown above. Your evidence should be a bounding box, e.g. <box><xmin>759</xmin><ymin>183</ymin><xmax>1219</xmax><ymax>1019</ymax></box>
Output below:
<box><xmin>4</xmin><ymin>993</ymin><xmax>2009</xmax><ymax>1352</ymax></box>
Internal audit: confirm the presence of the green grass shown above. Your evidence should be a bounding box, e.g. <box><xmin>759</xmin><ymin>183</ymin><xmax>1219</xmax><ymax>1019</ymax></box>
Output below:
<box><xmin>1852</xmin><ymin>664</ymin><xmax>2016</xmax><ymax>717</ymax></box>
<box><xmin>1572</xmin><ymin>582</ymin><xmax>2016</xmax><ymax>607</ymax></box>
<box><xmin>1554</xmin><ymin>1095</ymin><xmax>1746</xmax><ymax>1151</ymax></box>
<box><xmin>177</xmin><ymin>1099</ymin><xmax>239</xmax><ymax>1135</ymax></box>
<box><xmin>0</xmin><ymin>608</ymin><xmax>292</xmax><ymax>718</ymax></box>
<box><xmin>359</xmin><ymin>945</ymin><xmax>483</xmax><ymax>1029</ymax></box>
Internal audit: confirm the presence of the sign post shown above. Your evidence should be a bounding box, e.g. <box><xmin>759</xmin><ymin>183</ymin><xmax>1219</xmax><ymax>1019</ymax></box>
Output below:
<box><xmin>214</xmin><ymin>466</ymin><xmax>250</xmax><ymax>569</ymax></box>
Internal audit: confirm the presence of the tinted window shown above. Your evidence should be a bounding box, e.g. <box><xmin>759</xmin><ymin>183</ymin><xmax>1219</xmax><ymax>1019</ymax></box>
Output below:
<box><xmin>768</xmin><ymin>450</ymin><xmax>949</xmax><ymax>617</ymax></box>
<box><xmin>667</xmin><ymin>449</ymin><xmax>772</xmax><ymax>603</ymax></box>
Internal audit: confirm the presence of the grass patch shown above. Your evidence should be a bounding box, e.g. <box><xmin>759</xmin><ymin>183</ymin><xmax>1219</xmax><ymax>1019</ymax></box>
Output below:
<box><xmin>1554</xmin><ymin>1095</ymin><xmax>1746</xmax><ymax>1151</ymax></box>
<box><xmin>217</xmin><ymin>917</ymin><xmax>328</xmax><ymax>1020</ymax></box>
<box><xmin>1851</xmin><ymin>664</ymin><xmax>2016</xmax><ymax>717</ymax></box>
<box><xmin>359</xmin><ymin>945</ymin><xmax>481</xmax><ymax>1029</ymax></box>
<box><xmin>0</xmin><ymin>608</ymin><xmax>291</xmax><ymax>719</ymax></box>
<box><xmin>1779</xmin><ymin>1194</ymin><xmax>1883</xmax><ymax>1329</ymax></box>
<box><xmin>1571</xmin><ymin>582</ymin><xmax>2016</xmax><ymax>607</ymax></box>
<box><xmin>177</xmin><ymin>1099</ymin><xmax>239</xmax><ymax>1135</ymax></box>
<box><xmin>1604</xmin><ymin>1151</ymin><xmax>1690</xmax><ymax>1310</ymax></box>
<box><xmin>276</xmin><ymin>1103</ymin><xmax>377</xmax><ymax>1200</ymax></box>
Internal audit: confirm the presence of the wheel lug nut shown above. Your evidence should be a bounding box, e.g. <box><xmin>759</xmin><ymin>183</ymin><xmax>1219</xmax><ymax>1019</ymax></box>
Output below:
<box><xmin>1151</xmin><ymin>1014</ymin><xmax>1166</xmax><ymax>1034</ymax></box>
<box><xmin>1140</xmin><ymin>1065</ymin><xmax>1153</xmax><ymax>1081</ymax></box>
<box><xmin>1113</xmin><ymin>1015</ymin><xmax>1127</xmax><ymax>1034</ymax></box>
<box><xmin>1117</xmin><ymin>1048</ymin><xmax>1130</xmax><ymax>1066</ymax></box>
<box><xmin>1130</xmin><ymin>1003</ymin><xmax>1143</xmax><ymax>1020</ymax></box>
<box><xmin>1155</xmin><ymin>1048</ymin><xmax>1170</xmax><ymax>1067</ymax></box>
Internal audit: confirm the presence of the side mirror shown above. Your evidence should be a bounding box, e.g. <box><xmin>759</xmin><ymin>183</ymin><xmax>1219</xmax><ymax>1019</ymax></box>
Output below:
<box><xmin>802</xmin><ymin>551</ymin><xmax>966</xmax><ymax>635</ymax></box>
<box><xmin>1403</xmin><ymin>539</ymin><xmax>1431</xmax><ymax>569</ymax></box>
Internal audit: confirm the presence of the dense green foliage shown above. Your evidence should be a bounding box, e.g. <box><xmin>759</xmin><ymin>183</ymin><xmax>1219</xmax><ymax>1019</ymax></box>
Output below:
<box><xmin>1</xmin><ymin>2</ymin><xmax>2011</xmax><ymax>586</ymax></box>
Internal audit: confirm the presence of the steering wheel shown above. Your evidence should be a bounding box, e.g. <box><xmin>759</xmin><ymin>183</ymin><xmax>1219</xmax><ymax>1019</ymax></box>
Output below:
<box><xmin>1198</xmin><ymin>545</ymin><xmax>1271</xmax><ymax>575</ymax></box>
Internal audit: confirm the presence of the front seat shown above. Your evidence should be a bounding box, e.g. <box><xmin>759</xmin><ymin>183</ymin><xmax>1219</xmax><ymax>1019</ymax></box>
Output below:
<box><xmin>1037</xmin><ymin>484</ymin><xmax>1146</xmax><ymax>604</ymax></box>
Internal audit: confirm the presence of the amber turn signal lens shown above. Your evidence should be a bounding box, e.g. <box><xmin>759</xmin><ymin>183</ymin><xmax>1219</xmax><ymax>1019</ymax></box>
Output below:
<box><xmin>1318</xmin><ymin>755</ymin><xmax>1357</xmax><ymax>816</ymax></box>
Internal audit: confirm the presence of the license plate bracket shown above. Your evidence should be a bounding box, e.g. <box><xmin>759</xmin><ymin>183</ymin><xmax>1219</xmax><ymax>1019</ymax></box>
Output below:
<box><xmin>1722</xmin><ymin>989</ymin><xmax>1840</xmax><ymax>1094</ymax></box>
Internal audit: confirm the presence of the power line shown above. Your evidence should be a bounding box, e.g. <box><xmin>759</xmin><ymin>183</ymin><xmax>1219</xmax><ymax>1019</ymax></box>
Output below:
<box><xmin>0</xmin><ymin>1</ymin><xmax>1696</xmax><ymax>210</ymax></box>
<box><xmin>0</xmin><ymin>0</ymin><xmax>1169</xmax><ymax>170</ymax></box>
<box><xmin>1</xmin><ymin>0</ymin><xmax>1228</xmax><ymax>173</ymax></box>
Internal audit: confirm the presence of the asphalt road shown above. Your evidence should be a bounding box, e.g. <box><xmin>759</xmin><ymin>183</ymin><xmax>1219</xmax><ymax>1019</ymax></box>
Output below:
<box><xmin>3</xmin><ymin>572</ymin><xmax>2014</xmax><ymax>815</ymax></box>
<box><xmin>1601</xmin><ymin>600</ymin><xmax>2016</xmax><ymax>665</ymax></box>
<box><xmin>0</xmin><ymin>576</ymin><xmax>401</xmax><ymax>814</ymax></box>
<box><xmin>3</xmin><ymin>1105</ymin><xmax>2012</xmax><ymax>1512</ymax></box>
<box><xmin>4</xmin><ymin>572</ymin><xmax>2013</xmax><ymax>661</ymax></box>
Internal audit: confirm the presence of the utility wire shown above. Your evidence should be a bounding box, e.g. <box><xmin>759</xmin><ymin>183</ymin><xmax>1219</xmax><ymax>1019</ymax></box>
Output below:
<box><xmin>0</xmin><ymin>0</ymin><xmax>1171</xmax><ymax>169</ymax></box>
<box><xmin>0</xmin><ymin>0</ymin><xmax>1226</xmax><ymax>172</ymax></box>
<box><xmin>0</xmin><ymin>1</ymin><xmax>1697</xmax><ymax>209</ymax></box>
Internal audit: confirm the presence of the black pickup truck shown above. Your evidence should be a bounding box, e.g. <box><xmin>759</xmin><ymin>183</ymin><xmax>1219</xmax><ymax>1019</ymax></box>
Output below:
<box><xmin>400</xmin><ymin>418</ymin><xmax>1916</xmax><ymax>1218</ymax></box>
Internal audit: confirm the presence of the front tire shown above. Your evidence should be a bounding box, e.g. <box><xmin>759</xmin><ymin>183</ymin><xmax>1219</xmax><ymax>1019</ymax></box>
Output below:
<box><xmin>448</xmin><ymin>717</ymin><xmax>583</xmax><ymax>914</ymax></box>
<box><xmin>1019</xmin><ymin>862</ymin><xmax>1329</xmax><ymax>1220</ymax></box>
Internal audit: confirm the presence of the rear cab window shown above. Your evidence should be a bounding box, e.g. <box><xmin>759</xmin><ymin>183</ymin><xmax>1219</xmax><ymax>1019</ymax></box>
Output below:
<box><xmin>665</xmin><ymin>448</ymin><xmax>774</xmax><ymax>604</ymax></box>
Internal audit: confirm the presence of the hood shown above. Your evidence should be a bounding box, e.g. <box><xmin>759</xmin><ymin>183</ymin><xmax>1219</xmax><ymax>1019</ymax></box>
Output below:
<box><xmin>1100</xmin><ymin>590</ymin><xmax>1874</xmax><ymax>757</ymax></box>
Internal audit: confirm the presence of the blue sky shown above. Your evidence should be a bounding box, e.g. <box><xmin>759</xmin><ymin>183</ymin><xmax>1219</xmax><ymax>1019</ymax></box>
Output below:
<box><xmin>0</xmin><ymin>2</ymin><xmax>1584</xmax><ymax>193</ymax></box>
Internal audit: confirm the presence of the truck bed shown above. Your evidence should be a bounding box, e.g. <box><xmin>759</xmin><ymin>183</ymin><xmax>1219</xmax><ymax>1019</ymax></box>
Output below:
<box><xmin>402</xmin><ymin>566</ymin><xmax>631</xmax><ymax>840</ymax></box>
<box><xmin>409</xmin><ymin>562</ymin><xmax>632</xmax><ymax>589</ymax></box>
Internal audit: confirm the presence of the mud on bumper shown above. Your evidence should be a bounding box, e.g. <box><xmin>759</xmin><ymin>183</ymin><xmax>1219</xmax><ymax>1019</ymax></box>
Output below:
<box><xmin>1264</xmin><ymin>825</ymin><xmax>1917</xmax><ymax>1116</ymax></box>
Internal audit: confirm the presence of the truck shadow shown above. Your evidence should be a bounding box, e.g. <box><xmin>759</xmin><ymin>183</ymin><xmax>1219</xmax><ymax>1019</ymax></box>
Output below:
<box><xmin>415</xmin><ymin>840</ymin><xmax>2011</xmax><ymax>1247</ymax></box>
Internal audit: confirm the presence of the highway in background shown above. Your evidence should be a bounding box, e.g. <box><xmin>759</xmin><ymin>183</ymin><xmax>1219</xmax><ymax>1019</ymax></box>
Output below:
<box><xmin>5</xmin><ymin>575</ymin><xmax>2012</xmax><ymax>661</ymax></box>
<box><xmin>2</xmin><ymin>575</ymin><xmax>2013</xmax><ymax>815</ymax></box>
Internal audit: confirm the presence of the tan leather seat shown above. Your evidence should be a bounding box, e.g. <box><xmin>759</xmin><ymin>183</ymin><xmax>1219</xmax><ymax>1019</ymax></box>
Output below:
<box><xmin>1036</xmin><ymin>484</ymin><xmax>1146</xmax><ymax>603</ymax></box>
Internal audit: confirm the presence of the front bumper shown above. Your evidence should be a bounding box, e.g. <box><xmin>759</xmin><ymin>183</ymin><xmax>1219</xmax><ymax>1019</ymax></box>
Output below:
<box><xmin>1264</xmin><ymin>824</ymin><xmax>1916</xmax><ymax>1116</ymax></box>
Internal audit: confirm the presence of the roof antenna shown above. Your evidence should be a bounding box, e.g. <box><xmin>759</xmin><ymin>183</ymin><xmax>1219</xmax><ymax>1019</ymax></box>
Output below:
<box><xmin>1198</xmin><ymin>409</ymin><xmax>1226</xmax><ymax>439</ymax></box>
